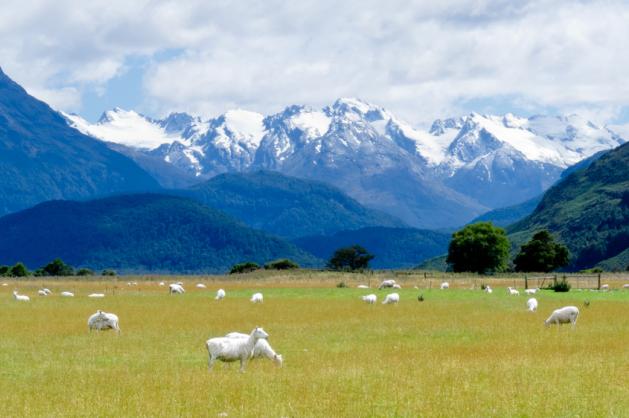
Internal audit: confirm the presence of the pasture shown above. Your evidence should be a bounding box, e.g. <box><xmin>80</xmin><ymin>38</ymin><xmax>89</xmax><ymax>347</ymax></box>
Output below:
<box><xmin>1</xmin><ymin>272</ymin><xmax>628</xmax><ymax>417</ymax></box>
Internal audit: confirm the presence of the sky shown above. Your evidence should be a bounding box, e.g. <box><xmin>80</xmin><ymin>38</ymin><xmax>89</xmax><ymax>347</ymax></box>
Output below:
<box><xmin>1</xmin><ymin>0</ymin><xmax>629</xmax><ymax>127</ymax></box>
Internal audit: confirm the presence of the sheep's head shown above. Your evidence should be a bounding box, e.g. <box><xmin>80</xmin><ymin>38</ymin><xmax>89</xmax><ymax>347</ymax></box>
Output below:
<box><xmin>252</xmin><ymin>327</ymin><xmax>269</xmax><ymax>339</ymax></box>
<box><xmin>273</xmin><ymin>354</ymin><xmax>283</xmax><ymax>367</ymax></box>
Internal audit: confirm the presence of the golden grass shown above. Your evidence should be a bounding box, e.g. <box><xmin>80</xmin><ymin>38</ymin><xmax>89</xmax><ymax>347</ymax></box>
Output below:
<box><xmin>0</xmin><ymin>273</ymin><xmax>627</xmax><ymax>417</ymax></box>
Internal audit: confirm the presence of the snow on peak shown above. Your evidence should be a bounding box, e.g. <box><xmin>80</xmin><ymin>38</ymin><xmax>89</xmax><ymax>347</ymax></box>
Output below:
<box><xmin>332</xmin><ymin>97</ymin><xmax>392</xmax><ymax>122</ymax></box>
<box><xmin>220</xmin><ymin>109</ymin><xmax>265</xmax><ymax>146</ymax></box>
<box><xmin>290</xmin><ymin>110</ymin><xmax>331</xmax><ymax>138</ymax></box>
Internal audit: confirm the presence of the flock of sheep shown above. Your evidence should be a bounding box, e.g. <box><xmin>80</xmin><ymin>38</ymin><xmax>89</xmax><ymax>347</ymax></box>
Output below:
<box><xmin>8</xmin><ymin>276</ymin><xmax>626</xmax><ymax>372</ymax></box>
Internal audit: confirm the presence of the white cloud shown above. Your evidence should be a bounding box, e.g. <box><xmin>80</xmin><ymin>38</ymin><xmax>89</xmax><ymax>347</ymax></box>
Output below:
<box><xmin>1</xmin><ymin>0</ymin><xmax>629</xmax><ymax>123</ymax></box>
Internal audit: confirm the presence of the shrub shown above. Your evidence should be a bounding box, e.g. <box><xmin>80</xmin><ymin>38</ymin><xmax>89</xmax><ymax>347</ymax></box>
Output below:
<box><xmin>336</xmin><ymin>281</ymin><xmax>348</xmax><ymax>288</ymax></box>
<box><xmin>229</xmin><ymin>262</ymin><xmax>261</xmax><ymax>274</ymax></box>
<box><xmin>264</xmin><ymin>259</ymin><xmax>299</xmax><ymax>270</ymax></box>
<box><xmin>0</xmin><ymin>265</ymin><xmax>10</xmax><ymax>276</ymax></box>
<box><xmin>76</xmin><ymin>268</ymin><xmax>95</xmax><ymax>276</ymax></box>
<box><xmin>548</xmin><ymin>278</ymin><xmax>571</xmax><ymax>292</ymax></box>
<box><xmin>101</xmin><ymin>269</ymin><xmax>116</xmax><ymax>276</ymax></box>
<box><xmin>9</xmin><ymin>262</ymin><xmax>29</xmax><ymax>277</ymax></box>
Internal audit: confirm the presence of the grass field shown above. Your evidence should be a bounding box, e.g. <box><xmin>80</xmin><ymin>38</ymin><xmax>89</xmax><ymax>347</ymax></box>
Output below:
<box><xmin>1</xmin><ymin>272</ymin><xmax>628</xmax><ymax>417</ymax></box>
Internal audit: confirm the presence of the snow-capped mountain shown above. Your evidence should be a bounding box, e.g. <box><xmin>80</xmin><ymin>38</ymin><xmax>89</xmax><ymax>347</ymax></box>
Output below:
<box><xmin>63</xmin><ymin>100</ymin><xmax>626</xmax><ymax>228</ymax></box>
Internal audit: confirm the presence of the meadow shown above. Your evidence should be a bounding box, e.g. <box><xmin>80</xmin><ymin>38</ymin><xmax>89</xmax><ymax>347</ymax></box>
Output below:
<box><xmin>1</xmin><ymin>271</ymin><xmax>628</xmax><ymax>417</ymax></box>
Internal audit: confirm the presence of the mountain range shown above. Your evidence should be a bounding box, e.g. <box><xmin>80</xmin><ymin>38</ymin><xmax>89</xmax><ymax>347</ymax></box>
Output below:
<box><xmin>65</xmin><ymin>99</ymin><xmax>626</xmax><ymax>228</ymax></box>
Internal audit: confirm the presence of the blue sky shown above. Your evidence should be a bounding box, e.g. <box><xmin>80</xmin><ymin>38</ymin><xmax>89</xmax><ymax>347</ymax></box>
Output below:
<box><xmin>1</xmin><ymin>0</ymin><xmax>628</xmax><ymax>127</ymax></box>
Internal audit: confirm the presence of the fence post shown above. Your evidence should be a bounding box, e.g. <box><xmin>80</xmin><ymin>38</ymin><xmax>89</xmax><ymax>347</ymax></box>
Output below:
<box><xmin>525</xmin><ymin>275</ymin><xmax>528</xmax><ymax>290</ymax></box>
<box><xmin>553</xmin><ymin>275</ymin><xmax>557</xmax><ymax>287</ymax></box>
<box><xmin>598</xmin><ymin>273</ymin><xmax>601</xmax><ymax>290</ymax></box>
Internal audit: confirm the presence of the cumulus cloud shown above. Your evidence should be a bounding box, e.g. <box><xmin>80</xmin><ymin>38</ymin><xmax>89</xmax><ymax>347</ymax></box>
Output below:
<box><xmin>1</xmin><ymin>0</ymin><xmax>628</xmax><ymax>124</ymax></box>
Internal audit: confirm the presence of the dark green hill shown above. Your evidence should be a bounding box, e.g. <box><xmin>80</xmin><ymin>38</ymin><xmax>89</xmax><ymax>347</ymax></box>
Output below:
<box><xmin>508</xmin><ymin>142</ymin><xmax>629</xmax><ymax>271</ymax></box>
<box><xmin>0</xmin><ymin>194</ymin><xmax>319</xmax><ymax>273</ymax></box>
<box><xmin>293</xmin><ymin>227</ymin><xmax>450</xmax><ymax>269</ymax></box>
<box><xmin>184</xmin><ymin>171</ymin><xmax>404</xmax><ymax>239</ymax></box>
<box><xmin>0</xmin><ymin>68</ymin><xmax>159</xmax><ymax>216</ymax></box>
<box><xmin>470</xmin><ymin>195</ymin><xmax>542</xmax><ymax>227</ymax></box>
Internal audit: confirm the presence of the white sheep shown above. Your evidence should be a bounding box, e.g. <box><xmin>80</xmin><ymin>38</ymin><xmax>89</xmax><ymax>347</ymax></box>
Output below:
<box><xmin>215</xmin><ymin>289</ymin><xmax>226</xmax><ymax>300</ymax></box>
<box><xmin>1</xmin><ymin>283</ymin><xmax>8</xmax><ymax>286</ymax></box>
<box><xmin>196</xmin><ymin>283</ymin><xmax>207</xmax><ymax>289</ymax></box>
<box><xmin>378</xmin><ymin>279</ymin><xmax>397</xmax><ymax>289</ymax></box>
<box><xmin>38</xmin><ymin>288</ymin><xmax>52</xmax><ymax>296</ymax></box>
<box><xmin>527</xmin><ymin>297</ymin><xmax>538</xmax><ymax>312</ymax></box>
<box><xmin>12</xmin><ymin>291</ymin><xmax>30</xmax><ymax>302</ymax></box>
<box><xmin>392</xmin><ymin>284</ymin><xmax>402</xmax><ymax>289</ymax></box>
<box><xmin>88</xmin><ymin>293</ymin><xmax>105</xmax><ymax>298</ymax></box>
<box><xmin>507</xmin><ymin>287</ymin><xmax>520</xmax><ymax>296</ymax></box>
<box><xmin>206</xmin><ymin>327</ymin><xmax>269</xmax><ymax>372</ymax></box>
<box><xmin>524</xmin><ymin>288</ymin><xmax>539</xmax><ymax>295</ymax></box>
<box><xmin>169</xmin><ymin>284</ymin><xmax>185</xmax><ymax>294</ymax></box>
<box><xmin>361</xmin><ymin>294</ymin><xmax>377</xmax><ymax>304</ymax></box>
<box><xmin>158</xmin><ymin>281</ymin><xmax>165</xmax><ymax>286</ymax></box>
<box><xmin>544</xmin><ymin>306</ymin><xmax>580</xmax><ymax>328</ymax></box>
<box><xmin>357</xmin><ymin>285</ymin><xmax>369</xmax><ymax>289</ymax></box>
<box><xmin>382</xmin><ymin>292</ymin><xmax>400</xmax><ymax>304</ymax></box>
<box><xmin>61</xmin><ymin>291</ymin><xmax>74</xmax><ymax>297</ymax></box>
<box><xmin>250</xmin><ymin>292</ymin><xmax>263</xmax><ymax>303</ymax></box>
<box><xmin>484</xmin><ymin>286</ymin><xmax>493</xmax><ymax>294</ymax></box>
<box><xmin>87</xmin><ymin>310</ymin><xmax>120</xmax><ymax>334</ymax></box>
<box><xmin>623</xmin><ymin>284</ymin><xmax>629</xmax><ymax>289</ymax></box>
<box><xmin>440</xmin><ymin>282</ymin><xmax>449</xmax><ymax>290</ymax></box>
<box><xmin>600</xmin><ymin>284</ymin><xmax>609</xmax><ymax>291</ymax></box>
<box><xmin>225</xmin><ymin>332</ymin><xmax>283</xmax><ymax>367</ymax></box>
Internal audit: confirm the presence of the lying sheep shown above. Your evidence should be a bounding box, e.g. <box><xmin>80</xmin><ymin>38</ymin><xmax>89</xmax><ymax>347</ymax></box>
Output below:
<box><xmin>600</xmin><ymin>284</ymin><xmax>609</xmax><ymax>291</ymax></box>
<box><xmin>250</xmin><ymin>293</ymin><xmax>263</xmax><ymax>303</ymax></box>
<box><xmin>544</xmin><ymin>306</ymin><xmax>580</xmax><ymax>328</ymax></box>
<box><xmin>524</xmin><ymin>288</ymin><xmax>539</xmax><ymax>295</ymax></box>
<box><xmin>440</xmin><ymin>282</ymin><xmax>449</xmax><ymax>290</ymax></box>
<box><xmin>196</xmin><ymin>283</ymin><xmax>207</xmax><ymax>289</ymax></box>
<box><xmin>382</xmin><ymin>293</ymin><xmax>400</xmax><ymax>304</ymax></box>
<box><xmin>361</xmin><ymin>294</ymin><xmax>377</xmax><ymax>304</ymax></box>
<box><xmin>527</xmin><ymin>297</ymin><xmax>538</xmax><ymax>312</ymax></box>
<box><xmin>87</xmin><ymin>310</ymin><xmax>120</xmax><ymax>334</ymax></box>
<box><xmin>61</xmin><ymin>291</ymin><xmax>74</xmax><ymax>297</ymax></box>
<box><xmin>378</xmin><ymin>279</ymin><xmax>397</xmax><ymax>289</ymax></box>
<box><xmin>38</xmin><ymin>288</ymin><xmax>51</xmax><ymax>296</ymax></box>
<box><xmin>215</xmin><ymin>289</ymin><xmax>226</xmax><ymax>300</ymax></box>
<box><xmin>357</xmin><ymin>285</ymin><xmax>369</xmax><ymax>289</ymax></box>
<box><xmin>225</xmin><ymin>332</ymin><xmax>283</xmax><ymax>367</ymax></box>
<box><xmin>206</xmin><ymin>327</ymin><xmax>269</xmax><ymax>372</ymax></box>
<box><xmin>169</xmin><ymin>284</ymin><xmax>185</xmax><ymax>294</ymax></box>
<box><xmin>88</xmin><ymin>293</ymin><xmax>105</xmax><ymax>298</ymax></box>
<box><xmin>392</xmin><ymin>284</ymin><xmax>402</xmax><ymax>289</ymax></box>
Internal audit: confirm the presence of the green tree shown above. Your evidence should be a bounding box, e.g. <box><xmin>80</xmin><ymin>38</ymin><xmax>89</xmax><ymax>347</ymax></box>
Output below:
<box><xmin>327</xmin><ymin>245</ymin><xmax>374</xmax><ymax>271</ymax></box>
<box><xmin>76</xmin><ymin>268</ymin><xmax>95</xmax><ymax>276</ymax></box>
<box><xmin>264</xmin><ymin>259</ymin><xmax>299</xmax><ymax>270</ymax></box>
<box><xmin>446</xmin><ymin>222</ymin><xmax>510</xmax><ymax>274</ymax></box>
<box><xmin>229</xmin><ymin>262</ymin><xmax>261</xmax><ymax>274</ymax></box>
<box><xmin>101</xmin><ymin>269</ymin><xmax>116</xmax><ymax>276</ymax></box>
<box><xmin>514</xmin><ymin>230</ymin><xmax>570</xmax><ymax>272</ymax></box>
<box><xmin>9</xmin><ymin>262</ymin><xmax>30</xmax><ymax>277</ymax></box>
<box><xmin>40</xmin><ymin>258</ymin><xmax>74</xmax><ymax>276</ymax></box>
<box><xmin>0</xmin><ymin>265</ymin><xmax>9</xmax><ymax>276</ymax></box>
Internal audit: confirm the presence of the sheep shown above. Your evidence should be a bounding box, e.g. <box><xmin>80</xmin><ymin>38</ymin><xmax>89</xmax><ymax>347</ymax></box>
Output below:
<box><xmin>215</xmin><ymin>289</ymin><xmax>226</xmax><ymax>300</ymax></box>
<box><xmin>12</xmin><ymin>291</ymin><xmax>30</xmax><ymax>302</ymax></box>
<box><xmin>524</xmin><ymin>288</ymin><xmax>540</xmax><ymax>295</ymax></box>
<box><xmin>357</xmin><ymin>285</ymin><xmax>369</xmax><ymax>289</ymax></box>
<box><xmin>205</xmin><ymin>327</ymin><xmax>269</xmax><ymax>372</ymax></box>
<box><xmin>440</xmin><ymin>282</ymin><xmax>449</xmax><ymax>290</ymax></box>
<box><xmin>507</xmin><ymin>287</ymin><xmax>520</xmax><ymax>296</ymax></box>
<box><xmin>38</xmin><ymin>288</ymin><xmax>51</xmax><ymax>296</ymax></box>
<box><xmin>527</xmin><ymin>298</ymin><xmax>538</xmax><ymax>312</ymax></box>
<box><xmin>196</xmin><ymin>283</ymin><xmax>207</xmax><ymax>289</ymax></box>
<box><xmin>392</xmin><ymin>284</ymin><xmax>402</xmax><ymax>289</ymax></box>
<box><xmin>623</xmin><ymin>284</ymin><xmax>629</xmax><ymax>289</ymax></box>
<box><xmin>544</xmin><ymin>306</ymin><xmax>580</xmax><ymax>328</ymax></box>
<box><xmin>158</xmin><ymin>281</ymin><xmax>165</xmax><ymax>286</ymax></box>
<box><xmin>61</xmin><ymin>291</ymin><xmax>74</xmax><ymax>297</ymax></box>
<box><xmin>382</xmin><ymin>292</ymin><xmax>400</xmax><ymax>304</ymax></box>
<box><xmin>225</xmin><ymin>332</ymin><xmax>283</xmax><ymax>367</ymax></box>
<box><xmin>378</xmin><ymin>279</ymin><xmax>397</xmax><ymax>289</ymax></box>
<box><xmin>600</xmin><ymin>284</ymin><xmax>609</xmax><ymax>291</ymax></box>
<box><xmin>169</xmin><ymin>284</ymin><xmax>185</xmax><ymax>294</ymax></box>
<box><xmin>484</xmin><ymin>286</ymin><xmax>493</xmax><ymax>294</ymax></box>
<box><xmin>1</xmin><ymin>283</ymin><xmax>8</xmax><ymax>286</ymax></box>
<box><xmin>361</xmin><ymin>294</ymin><xmax>377</xmax><ymax>304</ymax></box>
<box><xmin>88</xmin><ymin>293</ymin><xmax>105</xmax><ymax>298</ymax></box>
<box><xmin>87</xmin><ymin>310</ymin><xmax>120</xmax><ymax>334</ymax></box>
<box><xmin>250</xmin><ymin>292</ymin><xmax>263</xmax><ymax>303</ymax></box>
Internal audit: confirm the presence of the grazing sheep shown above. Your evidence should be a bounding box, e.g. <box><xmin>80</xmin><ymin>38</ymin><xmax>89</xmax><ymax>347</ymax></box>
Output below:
<box><xmin>527</xmin><ymin>298</ymin><xmax>538</xmax><ymax>312</ymax></box>
<box><xmin>440</xmin><ymin>282</ymin><xmax>449</xmax><ymax>290</ymax></box>
<box><xmin>206</xmin><ymin>327</ymin><xmax>269</xmax><ymax>372</ymax></box>
<box><xmin>215</xmin><ymin>289</ymin><xmax>226</xmax><ymax>300</ymax></box>
<box><xmin>12</xmin><ymin>291</ymin><xmax>30</xmax><ymax>302</ymax></box>
<box><xmin>61</xmin><ymin>291</ymin><xmax>74</xmax><ymax>297</ymax></box>
<box><xmin>524</xmin><ymin>288</ymin><xmax>540</xmax><ymax>295</ymax></box>
<box><xmin>158</xmin><ymin>281</ymin><xmax>165</xmax><ymax>286</ymax></box>
<box><xmin>250</xmin><ymin>293</ymin><xmax>263</xmax><ymax>303</ymax></box>
<box><xmin>225</xmin><ymin>332</ymin><xmax>283</xmax><ymax>367</ymax></box>
<box><xmin>484</xmin><ymin>286</ymin><xmax>493</xmax><ymax>294</ymax></box>
<box><xmin>600</xmin><ymin>284</ymin><xmax>609</xmax><ymax>291</ymax></box>
<box><xmin>361</xmin><ymin>294</ymin><xmax>377</xmax><ymax>304</ymax></box>
<box><xmin>126</xmin><ymin>281</ymin><xmax>138</xmax><ymax>286</ymax></box>
<box><xmin>382</xmin><ymin>292</ymin><xmax>400</xmax><ymax>304</ymax></box>
<box><xmin>169</xmin><ymin>284</ymin><xmax>185</xmax><ymax>294</ymax></box>
<box><xmin>196</xmin><ymin>283</ymin><xmax>207</xmax><ymax>289</ymax></box>
<box><xmin>88</xmin><ymin>293</ymin><xmax>105</xmax><ymax>298</ymax></box>
<box><xmin>544</xmin><ymin>306</ymin><xmax>580</xmax><ymax>328</ymax></box>
<box><xmin>623</xmin><ymin>284</ymin><xmax>629</xmax><ymax>289</ymax></box>
<box><xmin>38</xmin><ymin>289</ymin><xmax>51</xmax><ymax>296</ymax></box>
<box><xmin>378</xmin><ymin>279</ymin><xmax>397</xmax><ymax>289</ymax></box>
<box><xmin>392</xmin><ymin>284</ymin><xmax>402</xmax><ymax>289</ymax></box>
<box><xmin>357</xmin><ymin>285</ymin><xmax>369</xmax><ymax>289</ymax></box>
<box><xmin>87</xmin><ymin>310</ymin><xmax>120</xmax><ymax>334</ymax></box>
<box><xmin>507</xmin><ymin>287</ymin><xmax>520</xmax><ymax>296</ymax></box>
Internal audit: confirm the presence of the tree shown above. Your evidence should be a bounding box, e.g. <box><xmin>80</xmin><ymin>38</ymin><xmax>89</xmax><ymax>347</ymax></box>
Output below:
<box><xmin>446</xmin><ymin>222</ymin><xmax>510</xmax><ymax>274</ymax></box>
<box><xmin>40</xmin><ymin>258</ymin><xmax>74</xmax><ymax>276</ymax></box>
<box><xmin>101</xmin><ymin>269</ymin><xmax>116</xmax><ymax>276</ymax></box>
<box><xmin>327</xmin><ymin>245</ymin><xmax>374</xmax><ymax>271</ymax></box>
<box><xmin>514</xmin><ymin>230</ymin><xmax>570</xmax><ymax>272</ymax></box>
<box><xmin>76</xmin><ymin>268</ymin><xmax>95</xmax><ymax>276</ymax></box>
<box><xmin>264</xmin><ymin>259</ymin><xmax>299</xmax><ymax>270</ymax></box>
<box><xmin>9</xmin><ymin>262</ymin><xmax>29</xmax><ymax>277</ymax></box>
<box><xmin>229</xmin><ymin>262</ymin><xmax>261</xmax><ymax>274</ymax></box>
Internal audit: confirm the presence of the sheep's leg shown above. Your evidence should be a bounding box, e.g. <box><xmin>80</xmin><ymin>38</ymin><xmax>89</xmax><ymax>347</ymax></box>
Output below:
<box><xmin>239</xmin><ymin>358</ymin><xmax>247</xmax><ymax>373</ymax></box>
<box><xmin>208</xmin><ymin>355</ymin><xmax>216</xmax><ymax>371</ymax></box>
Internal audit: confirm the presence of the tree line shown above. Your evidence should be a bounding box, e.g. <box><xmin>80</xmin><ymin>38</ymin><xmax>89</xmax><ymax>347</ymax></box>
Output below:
<box><xmin>0</xmin><ymin>258</ymin><xmax>116</xmax><ymax>277</ymax></box>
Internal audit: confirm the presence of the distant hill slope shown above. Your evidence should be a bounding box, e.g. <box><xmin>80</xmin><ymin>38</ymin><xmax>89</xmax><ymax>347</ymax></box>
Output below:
<box><xmin>0</xmin><ymin>68</ymin><xmax>159</xmax><ymax>216</ymax></box>
<box><xmin>469</xmin><ymin>196</ymin><xmax>542</xmax><ymax>227</ymax></box>
<box><xmin>508</xmin><ymin>142</ymin><xmax>629</xmax><ymax>271</ymax></box>
<box><xmin>0</xmin><ymin>194</ymin><xmax>320</xmax><ymax>273</ymax></box>
<box><xmin>183</xmin><ymin>171</ymin><xmax>405</xmax><ymax>239</ymax></box>
<box><xmin>292</xmin><ymin>227</ymin><xmax>450</xmax><ymax>269</ymax></box>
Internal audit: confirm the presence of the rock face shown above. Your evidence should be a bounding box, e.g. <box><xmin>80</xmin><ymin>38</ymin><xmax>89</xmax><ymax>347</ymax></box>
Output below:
<box><xmin>64</xmin><ymin>97</ymin><xmax>625</xmax><ymax>228</ymax></box>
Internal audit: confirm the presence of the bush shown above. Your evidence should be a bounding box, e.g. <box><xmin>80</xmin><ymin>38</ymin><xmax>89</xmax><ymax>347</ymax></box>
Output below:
<box><xmin>548</xmin><ymin>278</ymin><xmax>571</xmax><ymax>292</ymax></box>
<box><xmin>336</xmin><ymin>281</ymin><xmax>348</xmax><ymax>288</ymax></box>
<box><xmin>76</xmin><ymin>268</ymin><xmax>95</xmax><ymax>276</ymax></box>
<box><xmin>229</xmin><ymin>262</ymin><xmax>261</xmax><ymax>274</ymax></box>
<box><xmin>0</xmin><ymin>265</ymin><xmax>9</xmax><ymax>276</ymax></box>
<box><xmin>264</xmin><ymin>259</ymin><xmax>299</xmax><ymax>270</ymax></box>
<box><xmin>101</xmin><ymin>269</ymin><xmax>116</xmax><ymax>276</ymax></box>
<box><xmin>9</xmin><ymin>262</ymin><xmax>29</xmax><ymax>277</ymax></box>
